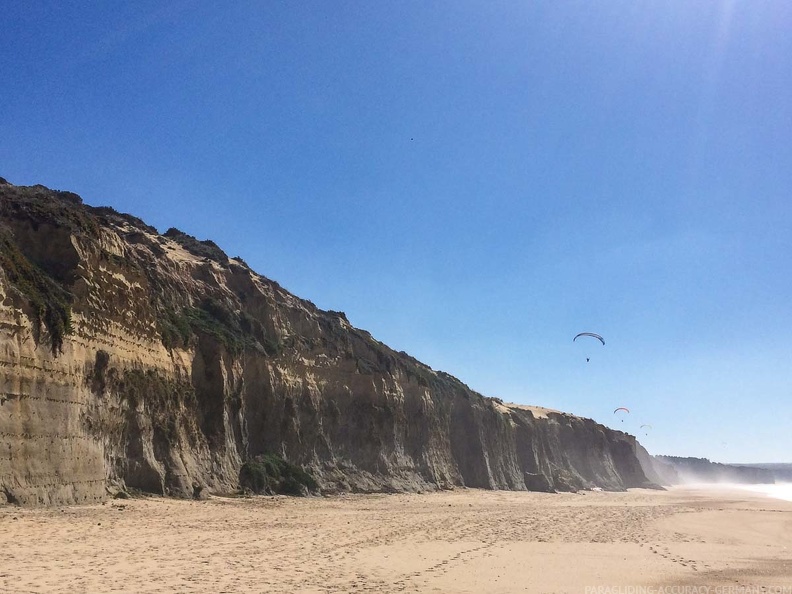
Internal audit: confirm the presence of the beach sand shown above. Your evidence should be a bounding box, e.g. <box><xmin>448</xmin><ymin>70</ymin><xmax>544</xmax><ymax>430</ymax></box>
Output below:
<box><xmin>1</xmin><ymin>486</ymin><xmax>790</xmax><ymax>593</ymax></box>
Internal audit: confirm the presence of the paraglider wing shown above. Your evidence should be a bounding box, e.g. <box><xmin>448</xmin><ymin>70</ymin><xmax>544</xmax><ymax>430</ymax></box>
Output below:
<box><xmin>573</xmin><ymin>332</ymin><xmax>605</xmax><ymax>345</ymax></box>
<box><xmin>613</xmin><ymin>406</ymin><xmax>629</xmax><ymax>423</ymax></box>
<box><xmin>640</xmin><ymin>424</ymin><xmax>652</xmax><ymax>429</ymax></box>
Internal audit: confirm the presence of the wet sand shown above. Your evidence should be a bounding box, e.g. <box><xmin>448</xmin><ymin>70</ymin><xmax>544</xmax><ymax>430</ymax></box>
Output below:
<box><xmin>1</xmin><ymin>486</ymin><xmax>790</xmax><ymax>593</ymax></box>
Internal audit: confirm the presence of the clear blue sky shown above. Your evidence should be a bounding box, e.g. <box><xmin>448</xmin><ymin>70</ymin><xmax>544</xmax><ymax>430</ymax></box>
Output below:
<box><xmin>2</xmin><ymin>1</ymin><xmax>790</xmax><ymax>463</ymax></box>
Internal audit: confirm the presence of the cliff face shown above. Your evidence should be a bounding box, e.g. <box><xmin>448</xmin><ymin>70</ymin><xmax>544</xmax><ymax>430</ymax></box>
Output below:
<box><xmin>654</xmin><ymin>456</ymin><xmax>776</xmax><ymax>485</ymax></box>
<box><xmin>635</xmin><ymin>446</ymin><xmax>680</xmax><ymax>486</ymax></box>
<box><xmin>0</xmin><ymin>180</ymin><xmax>655</xmax><ymax>505</ymax></box>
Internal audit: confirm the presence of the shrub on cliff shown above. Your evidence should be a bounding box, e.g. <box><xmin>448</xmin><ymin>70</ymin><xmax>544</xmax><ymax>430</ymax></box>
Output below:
<box><xmin>159</xmin><ymin>297</ymin><xmax>281</xmax><ymax>356</ymax></box>
<box><xmin>159</xmin><ymin>308</ymin><xmax>193</xmax><ymax>350</ymax></box>
<box><xmin>90</xmin><ymin>205</ymin><xmax>158</xmax><ymax>234</ymax></box>
<box><xmin>0</xmin><ymin>229</ymin><xmax>73</xmax><ymax>354</ymax></box>
<box><xmin>185</xmin><ymin>297</ymin><xmax>249</xmax><ymax>354</ymax></box>
<box><xmin>239</xmin><ymin>454</ymin><xmax>319</xmax><ymax>496</ymax></box>
<box><xmin>0</xmin><ymin>184</ymin><xmax>98</xmax><ymax>236</ymax></box>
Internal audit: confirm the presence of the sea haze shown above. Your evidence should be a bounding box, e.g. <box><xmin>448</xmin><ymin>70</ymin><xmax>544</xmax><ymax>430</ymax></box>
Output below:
<box><xmin>737</xmin><ymin>483</ymin><xmax>792</xmax><ymax>502</ymax></box>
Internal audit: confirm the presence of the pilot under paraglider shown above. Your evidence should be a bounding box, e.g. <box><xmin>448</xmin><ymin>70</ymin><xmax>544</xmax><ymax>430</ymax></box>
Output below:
<box><xmin>574</xmin><ymin>332</ymin><xmax>604</xmax><ymax>363</ymax></box>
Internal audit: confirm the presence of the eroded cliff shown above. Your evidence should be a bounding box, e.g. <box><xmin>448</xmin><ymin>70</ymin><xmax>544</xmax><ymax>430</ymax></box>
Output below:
<box><xmin>0</xmin><ymin>180</ymin><xmax>655</xmax><ymax>505</ymax></box>
<box><xmin>654</xmin><ymin>456</ymin><xmax>776</xmax><ymax>484</ymax></box>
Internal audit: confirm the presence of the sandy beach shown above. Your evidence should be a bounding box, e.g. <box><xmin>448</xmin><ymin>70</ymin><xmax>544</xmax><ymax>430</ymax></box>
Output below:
<box><xmin>1</xmin><ymin>486</ymin><xmax>790</xmax><ymax>593</ymax></box>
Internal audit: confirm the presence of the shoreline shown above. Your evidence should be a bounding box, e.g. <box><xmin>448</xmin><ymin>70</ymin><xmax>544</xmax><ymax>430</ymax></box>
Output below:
<box><xmin>670</xmin><ymin>482</ymin><xmax>792</xmax><ymax>503</ymax></box>
<box><xmin>1</xmin><ymin>486</ymin><xmax>790</xmax><ymax>593</ymax></box>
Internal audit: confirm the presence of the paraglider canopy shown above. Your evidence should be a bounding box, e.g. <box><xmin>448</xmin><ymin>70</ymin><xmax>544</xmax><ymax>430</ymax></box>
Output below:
<box><xmin>574</xmin><ymin>332</ymin><xmax>605</xmax><ymax>345</ymax></box>
<box><xmin>613</xmin><ymin>407</ymin><xmax>629</xmax><ymax>422</ymax></box>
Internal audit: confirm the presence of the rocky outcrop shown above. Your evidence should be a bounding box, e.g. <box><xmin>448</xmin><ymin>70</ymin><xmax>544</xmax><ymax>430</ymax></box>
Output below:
<box><xmin>0</xmin><ymin>180</ymin><xmax>656</xmax><ymax>505</ymax></box>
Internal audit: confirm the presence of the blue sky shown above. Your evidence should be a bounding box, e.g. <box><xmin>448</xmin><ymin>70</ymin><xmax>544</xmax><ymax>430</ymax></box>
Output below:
<box><xmin>2</xmin><ymin>1</ymin><xmax>791</xmax><ymax>462</ymax></box>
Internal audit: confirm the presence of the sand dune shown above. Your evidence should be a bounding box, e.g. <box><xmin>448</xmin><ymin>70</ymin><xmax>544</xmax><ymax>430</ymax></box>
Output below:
<box><xmin>1</xmin><ymin>487</ymin><xmax>790</xmax><ymax>593</ymax></box>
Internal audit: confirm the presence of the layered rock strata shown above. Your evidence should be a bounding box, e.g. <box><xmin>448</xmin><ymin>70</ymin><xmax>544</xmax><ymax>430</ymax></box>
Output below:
<box><xmin>0</xmin><ymin>180</ymin><xmax>655</xmax><ymax>505</ymax></box>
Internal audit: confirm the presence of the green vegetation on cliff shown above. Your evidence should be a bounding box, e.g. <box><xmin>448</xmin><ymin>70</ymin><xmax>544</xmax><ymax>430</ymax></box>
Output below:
<box><xmin>0</xmin><ymin>184</ymin><xmax>98</xmax><ymax>236</ymax></box>
<box><xmin>159</xmin><ymin>307</ymin><xmax>194</xmax><ymax>350</ymax></box>
<box><xmin>0</xmin><ymin>230</ymin><xmax>73</xmax><ymax>353</ymax></box>
<box><xmin>239</xmin><ymin>454</ymin><xmax>319</xmax><ymax>496</ymax></box>
<box><xmin>159</xmin><ymin>297</ymin><xmax>281</xmax><ymax>356</ymax></box>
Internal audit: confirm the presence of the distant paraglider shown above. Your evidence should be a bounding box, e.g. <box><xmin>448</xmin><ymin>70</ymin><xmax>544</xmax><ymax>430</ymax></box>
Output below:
<box><xmin>640</xmin><ymin>424</ymin><xmax>652</xmax><ymax>436</ymax></box>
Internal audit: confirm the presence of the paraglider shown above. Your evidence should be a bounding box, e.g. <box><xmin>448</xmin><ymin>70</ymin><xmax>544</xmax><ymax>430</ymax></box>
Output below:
<box><xmin>574</xmin><ymin>332</ymin><xmax>604</xmax><ymax>362</ymax></box>
<box><xmin>574</xmin><ymin>332</ymin><xmax>605</xmax><ymax>345</ymax></box>
<box><xmin>613</xmin><ymin>407</ymin><xmax>629</xmax><ymax>422</ymax></box>
<box><xmin>640</xmin><ymin>424</ymin><xmax>652</xmax><ymax>436</ymax></box>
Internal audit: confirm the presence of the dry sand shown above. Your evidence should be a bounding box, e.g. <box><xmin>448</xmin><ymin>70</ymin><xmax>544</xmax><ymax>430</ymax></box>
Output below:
<box><xmin>1</xmin><ymin>486</ymin><xmax>790</xmax><ymax>593</ymax></box>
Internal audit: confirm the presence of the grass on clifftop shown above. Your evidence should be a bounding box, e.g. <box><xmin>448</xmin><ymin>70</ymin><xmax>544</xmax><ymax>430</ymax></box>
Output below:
<box><xmin>0</xmin><ymin>230</ymin><xmax>73</xmax><ymax>353</ymax></box>
<box><xmin>0</xmin><ymin>184</ymin><xmax>99</xmax><ymax>236</ymax></box>
<box><xmin>239</xmin><ymin>454</ymin><xmax>319</xmax><ymax>496</ymax></box>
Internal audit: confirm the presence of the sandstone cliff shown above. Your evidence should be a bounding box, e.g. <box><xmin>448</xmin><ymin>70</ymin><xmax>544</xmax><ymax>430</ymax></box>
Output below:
<box><xmin>634</xmin><ymin>443</ymin><xmax>679</xmax><ymax>486</ymax></box>
<box><xmin>0</xmin><ymin>179</ymin><xmax>655</xmax><ymax>505</ymax></box>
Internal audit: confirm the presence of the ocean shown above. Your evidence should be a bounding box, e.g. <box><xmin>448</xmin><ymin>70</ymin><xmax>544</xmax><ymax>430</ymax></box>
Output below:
<box><xmin>736</xmin><ymin>482</ymin><xmax>792</xmax><ymax>502</ymax></box>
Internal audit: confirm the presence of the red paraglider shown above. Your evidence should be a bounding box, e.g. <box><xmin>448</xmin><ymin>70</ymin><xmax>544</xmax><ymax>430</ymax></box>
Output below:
<box><xmin>613</xmin><ymin>407</ymin><xmax>629</xmax><ymax>422</ymax></box>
